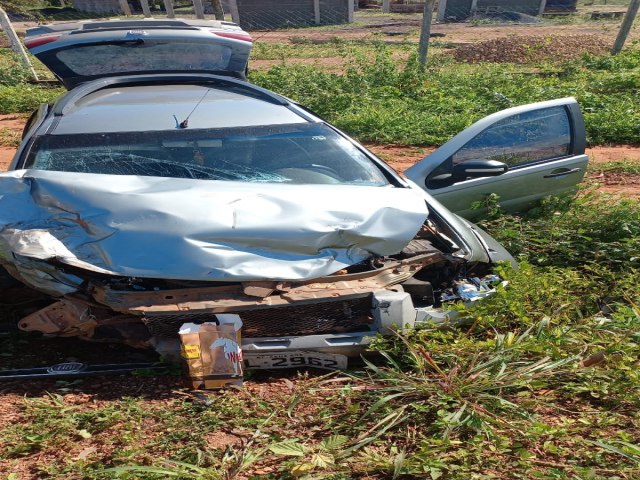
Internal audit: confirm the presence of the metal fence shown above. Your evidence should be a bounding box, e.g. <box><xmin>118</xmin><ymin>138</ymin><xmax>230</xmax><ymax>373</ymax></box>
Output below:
<box><xmin>52</xmin><ymin>0</ymin><xmax>354</xmax><ymax>27</ymax></box>
<box><xmin>2</xmin><ymin>0</ymin><xmax>634</xmax><ymax>26</ymax></box>
<box><xmin>0</xmin><ymin>0</ymin><xmax>636</xmax><ymax>72</ymax></box>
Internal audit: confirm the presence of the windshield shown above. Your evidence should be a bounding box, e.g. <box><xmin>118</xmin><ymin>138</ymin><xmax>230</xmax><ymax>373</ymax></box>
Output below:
<box><xmin>25</xmin><ymin>123</ymin><xmax>390</xmax><ymax>186</ymax></box>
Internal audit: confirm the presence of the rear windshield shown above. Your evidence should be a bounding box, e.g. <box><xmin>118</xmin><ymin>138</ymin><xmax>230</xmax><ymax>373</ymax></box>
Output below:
<box><xmin>24</xmin><ymin>123</ymin><xmax>390</xmax><ymax>186</ymax></box>
<box><xmin>55</xmin><ymin>41</ymin><xmax>233</xmax><ymax>75</ymax></box>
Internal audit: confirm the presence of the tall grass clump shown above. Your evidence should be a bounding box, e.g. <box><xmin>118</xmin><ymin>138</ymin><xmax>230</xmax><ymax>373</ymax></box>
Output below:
<box><xmin>480</xmin><ymin>190</ymin><xmax>640</xmax><ymax>272</ymax></box>
<box><xmin>360</xmin><ymin>184</ymin><xmax>639</xmax><ymax>472</ymax></box>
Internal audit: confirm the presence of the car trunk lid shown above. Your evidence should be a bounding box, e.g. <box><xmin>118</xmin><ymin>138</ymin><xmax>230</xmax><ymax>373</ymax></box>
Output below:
<box><xmin>24</xmin><ymin>19</ymin><xmax>252</xmax><ymax>89</ymax></box>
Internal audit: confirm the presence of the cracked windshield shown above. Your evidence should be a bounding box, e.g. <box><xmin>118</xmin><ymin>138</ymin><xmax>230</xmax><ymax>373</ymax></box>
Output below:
<box><xmin>26</xmin><ymin>123</ymin><xmax>389</xmax><ymax>185</ymax></box>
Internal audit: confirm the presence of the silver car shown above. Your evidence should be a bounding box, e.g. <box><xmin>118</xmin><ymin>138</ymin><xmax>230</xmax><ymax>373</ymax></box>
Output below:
<box><xmin>0</xmin><ymin>19</ymin><xmax>587</xmax><ymax>369</ymax></box>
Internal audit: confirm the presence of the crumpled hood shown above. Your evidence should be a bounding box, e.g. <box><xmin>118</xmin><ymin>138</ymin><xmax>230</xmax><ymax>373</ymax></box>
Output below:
<box><xmin>0</xmin><ymin>170</ymin><xmax>429</xmax><ymax>292</ymax></box>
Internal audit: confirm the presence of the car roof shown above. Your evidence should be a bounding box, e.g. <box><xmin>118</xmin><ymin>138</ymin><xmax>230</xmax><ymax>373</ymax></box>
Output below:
<box><xmin>46</xmin><ymin>74</ymin><xmax>309</xmax><ymax>135</ymax></box>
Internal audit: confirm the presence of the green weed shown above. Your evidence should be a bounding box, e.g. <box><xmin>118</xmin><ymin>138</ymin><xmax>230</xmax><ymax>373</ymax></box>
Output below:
<box><xmin>588</xmin><ymin>160</ymin><xmax>640</xmax><ymax>175</ymax></box>
<box><xmin>479</xmin><ymin>190</ymin><xmax>640</xmax><ymax>271</ymax></box>
<box><xmin>0</xmin><ymin>84</ymin><xmax>62</xmax><ymax>114</ymax></box>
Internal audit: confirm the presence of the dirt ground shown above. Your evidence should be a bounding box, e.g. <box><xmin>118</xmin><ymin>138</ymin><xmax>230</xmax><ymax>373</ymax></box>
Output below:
<box><xmin>249</xmin><ymin>13</ymin><xmax>637</xmax><ymax>46</ymax></box>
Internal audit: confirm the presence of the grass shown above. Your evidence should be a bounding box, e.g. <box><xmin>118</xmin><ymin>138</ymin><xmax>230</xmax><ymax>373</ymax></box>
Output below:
<box><xmin>251</xmin><ymin>40</ymin><xmax>419</xmax><ymax>61</ymax></box>
<box><xmin>249</xmin><ymin>43</ymin><xmax>640</xmax><ymax>146</ymax></box>
<box><xmin>0</xmin><ymin>126</ymin><xmax>20</xmax><ymax>147</ymax></box>
<box><xmin>0</xmin><ymin>28</ymin><xmax>639</xmax><ymax>480</ymax></box>
<box><xmin>589</xmin><ymin>160</ymin><xmax>640</xmax><ymax>175</ymax></box>
<box><xmin>0</xmin><ymin>46</ymin><xmax>62</xmax><ymax>114</ymax></box>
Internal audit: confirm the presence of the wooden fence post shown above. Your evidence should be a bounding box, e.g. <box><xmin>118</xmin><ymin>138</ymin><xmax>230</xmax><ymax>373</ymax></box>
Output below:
<box><xmin>612</xmin><ymin>0</ymin><xmax>640</xmax><ymax>54</ymax></box>
<box><xmin>0</xmin><ymin>8</ymin><xmax>38</xmax><ymax>81</ymax></box>
<box><xmin>348</xmin><ymin>0</ymin><xmax>354</xmax><ymax>22</ymax></box>
<box><xmin>418</xmin><ymin>0</ymin><xmax>436</xmax><ymax>68</ymax></box>
<box><xmin>470</xmin><ymin>0</ymin><xmax>478</xmax><ymax>15</ymax></box>
<box><xmin>118</xmin><ymin>0</ymin><xmax>132</xmax><ymax>15</ymax></box>
<box><xmin>228</xmin><ymin>0</ymin><xmax>240</xmax><ymax>24</ymax></box>
<box><xmin>140</xmin><ymin>0</ymin><xmax>152</xmax><ymax>17</ymax></box>
<box><xmin>163</xmin><ymin>0</ymin><xmax>175</xmax><ymax>18</ymax></box>
<box><xmin>211</xmin><ymin>0</ymin><xmax>225</xmax><ymax>20</ymax></box>
<box><xmin>382</xmin><ymin>0</ymin><xmax>390</xmax><ymax>14</ymax></box>
<box><xmin>192</xmin><ymin>0</ymin><xmax>205</xmax><ymax>19</ymax></box>
<box><xmin>436</xmin><ymin>0</ymin><xmax>447</xmax><ymax>22</ymax></box>
<box><xmin>538</xmin><ymin>0</ymin><xmax>548</xmax><ymax>16</ymax></box>
<box><xmin>314</xmin><ymin>0</ymin><xmax>321</xmax><ymax>24</ymax></box>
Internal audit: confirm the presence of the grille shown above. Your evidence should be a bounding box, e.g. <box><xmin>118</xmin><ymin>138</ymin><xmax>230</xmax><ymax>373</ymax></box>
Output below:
<box><xmin>143</xmin><ymin>296</ymin><xmax>373</xmax><ymax>338</ymax></box>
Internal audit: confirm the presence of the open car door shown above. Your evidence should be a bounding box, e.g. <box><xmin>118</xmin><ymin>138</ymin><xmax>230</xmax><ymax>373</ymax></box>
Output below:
<box><xmin>24</xmin><ymin>19</ymin><xmax>252</xmax><ymax>89</ymax></box>
<box><xmin>404</xmin><ymin>98</ymin><xmax>588</xmax><ymax>219</ymax></box>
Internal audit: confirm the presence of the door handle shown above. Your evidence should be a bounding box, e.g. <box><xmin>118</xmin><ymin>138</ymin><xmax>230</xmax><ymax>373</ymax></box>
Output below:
<box><xmin>543</xmin><ymin>167</ymin><xmax>582</xmax><ymax>178</ymax></box>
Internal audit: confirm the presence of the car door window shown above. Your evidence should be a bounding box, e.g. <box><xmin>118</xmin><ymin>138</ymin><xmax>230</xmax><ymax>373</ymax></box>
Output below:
<box><xmin>452</xmin><ymin>106</ymin><xmax>572</xmax><ymax>167</ymax></box>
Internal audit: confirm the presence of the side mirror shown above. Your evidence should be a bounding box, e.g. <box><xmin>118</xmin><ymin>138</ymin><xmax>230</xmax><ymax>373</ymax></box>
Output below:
<box><xmin>452</xmin><ymin>160</ymin><xmax>508</xmax><ymax>182</ymax></box>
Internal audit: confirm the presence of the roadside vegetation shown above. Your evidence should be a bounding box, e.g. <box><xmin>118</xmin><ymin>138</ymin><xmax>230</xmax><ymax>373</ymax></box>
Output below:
<box><xmin>0</xmin><ymin>27</ymin><xmax>639</xmax><ymax>479</ymax></box>
<box><xmin>251</xmin><ymin>40</ymin><xmax>640</xmax><ymax>145</ymax></box>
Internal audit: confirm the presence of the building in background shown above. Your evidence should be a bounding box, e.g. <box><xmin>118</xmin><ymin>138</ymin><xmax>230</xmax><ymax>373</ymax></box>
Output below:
<box><xmin>233</xmin><ymin>0</ymin><xmax>353</xmax><ymax>30</ymax></box>
<box><xmin>72</xmin><ymin>0</ymin><xmax>121</xmax><ymax>14</ymax></box>
<box><xmin>437</xmin><ymin>0</ymin><xmax>547</xmax><ymax>22</ymax></box>
<box><xmin>71</xmin><ymin>0</ymin><xmax>355</xmax><ymax>29</ymax></box>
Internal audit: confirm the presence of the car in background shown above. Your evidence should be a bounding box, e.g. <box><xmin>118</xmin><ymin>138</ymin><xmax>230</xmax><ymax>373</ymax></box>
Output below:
<box><xmin>0</xmin><ymin>19</ymin><xmax>588</xmax><ymax>369</ymax></box>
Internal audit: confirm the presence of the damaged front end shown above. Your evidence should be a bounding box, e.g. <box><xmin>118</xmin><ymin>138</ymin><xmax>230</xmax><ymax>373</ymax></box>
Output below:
<box><xmin>1</xmin><ymin>170</ymin><xmax>504</xmax><ymax>363</ymax></box>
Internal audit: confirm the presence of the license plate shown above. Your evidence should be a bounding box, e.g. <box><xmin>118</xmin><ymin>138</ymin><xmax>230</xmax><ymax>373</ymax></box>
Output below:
<box><xmin>244</xmin><ymin>352</ymin><xmax>348</xmax><ymax>370</ymax></box>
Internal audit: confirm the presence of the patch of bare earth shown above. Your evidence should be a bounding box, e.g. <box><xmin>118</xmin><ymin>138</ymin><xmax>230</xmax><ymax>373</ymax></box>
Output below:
<box><xmin>252</xmin><ymin>17</ymin><xmax>635</xmax><ymax>46</ymax></box>
<box><xmin>0</xmin><ymin>114</ymin><xmax>27</xmax><ymax>170</ymax></box>
<box><xmin>369</xmin><ymin>143</ymin><xmax>640</xmax><ymax>167</ymax></box>
<box><xmin>453</xmin><ymin>34</ymin><xmax>611</xmax><ymax>64</ymax></box>
<box><xmin>586</xmin><ymin>145</ymin><xmax>640</xmax><ymax>198</ymax></box>
<box><xmin>587</xmin><ymin>169</ymin><xmax>640</xmax><ymax>197</ymax></box>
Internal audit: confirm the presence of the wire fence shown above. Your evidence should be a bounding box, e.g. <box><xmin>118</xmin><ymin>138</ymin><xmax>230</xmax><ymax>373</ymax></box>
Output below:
<box><xmin>2</xmin><ymin>0</ymin><xmax>634</xmax><ymax>24</ymax></box>
<box><xmin>0</xmin><ymin>0</ymin><xmax>638</xmax><ymax>76</ymax></box>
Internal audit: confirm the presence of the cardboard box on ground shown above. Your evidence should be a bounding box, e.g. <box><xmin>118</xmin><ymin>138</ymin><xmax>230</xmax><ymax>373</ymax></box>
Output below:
<box><xmin>179</xmin><ymin>314</ymin><xmax>243</xmax><ymax>389</ymax></box>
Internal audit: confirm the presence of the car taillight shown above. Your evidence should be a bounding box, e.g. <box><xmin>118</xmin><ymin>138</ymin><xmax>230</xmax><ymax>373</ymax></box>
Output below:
<box><xmin>23</xmin><ymin>35</ymin><xmax>61</xmax><ymax>49</ymax></box>
<box><xmin>212</xmin><ymin>31</ymin><xmax>253</xmax><ymax>43</ymax></box>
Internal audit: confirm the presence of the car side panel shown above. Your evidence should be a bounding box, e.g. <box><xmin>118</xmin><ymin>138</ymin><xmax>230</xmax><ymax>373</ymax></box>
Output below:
<box><xmin>431</xmin><ymin>154</ymin><xmax>588</xmax><ymax>220</ymax></box>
